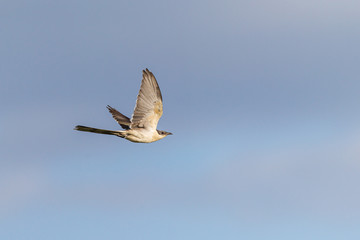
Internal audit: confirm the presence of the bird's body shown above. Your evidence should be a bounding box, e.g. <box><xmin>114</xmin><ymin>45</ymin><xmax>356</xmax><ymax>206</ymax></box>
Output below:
<box><xmin>122</xmin><ymin>128</ymin><xmax>168</xmax><ymax>143</ymax></box>
<box><xmin>74</xmin><ymin>69</ymin><xmax>172</xmax><ymax>143</ymax></box>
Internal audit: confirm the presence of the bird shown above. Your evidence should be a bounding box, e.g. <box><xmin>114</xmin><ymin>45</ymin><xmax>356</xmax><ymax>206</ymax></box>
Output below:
<box><xmin>74</xmin><ymin>68</ymin><xmax>172</xmax><ymax>143</ymax></box>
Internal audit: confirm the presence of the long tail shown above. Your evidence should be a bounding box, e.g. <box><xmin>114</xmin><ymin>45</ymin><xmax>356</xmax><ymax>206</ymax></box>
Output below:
<box><xmin>74</xmin><ymin>125</ymin><xmax>124</xmax><ymax>138</ymax></box>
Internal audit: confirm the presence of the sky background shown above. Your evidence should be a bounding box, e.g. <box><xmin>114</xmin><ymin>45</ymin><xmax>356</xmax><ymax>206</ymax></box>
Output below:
<box><xmin>1</xmin><ymin>0</ymin><xmax>360</xmax><ymax>239</ymax></box>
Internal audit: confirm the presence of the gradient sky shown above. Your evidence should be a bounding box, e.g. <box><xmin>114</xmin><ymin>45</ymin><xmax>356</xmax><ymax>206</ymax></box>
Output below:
<box><xmin>1</xmin><ymin>0</ymin><xmax>360</xmax><ymax>239</ymax></box>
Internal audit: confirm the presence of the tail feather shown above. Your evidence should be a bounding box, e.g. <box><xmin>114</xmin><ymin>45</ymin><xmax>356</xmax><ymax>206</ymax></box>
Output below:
<box><xmin>74</xmin><ymin>125</ymin><xmax>124</xmax><ymax>138</ymax></box>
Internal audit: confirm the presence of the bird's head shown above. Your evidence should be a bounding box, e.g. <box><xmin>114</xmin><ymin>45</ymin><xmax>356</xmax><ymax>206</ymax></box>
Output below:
<box><xmin>157</xmin><ymin>130</ymin><xmax>173</xmax><ymax>137</ymax></box>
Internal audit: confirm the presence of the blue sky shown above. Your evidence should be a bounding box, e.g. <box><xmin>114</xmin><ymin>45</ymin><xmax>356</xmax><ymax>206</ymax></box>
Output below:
<box><xmin>1</xmin><ymin>0</ymin><xmax>360</xmax><ymax>239</ymax></box>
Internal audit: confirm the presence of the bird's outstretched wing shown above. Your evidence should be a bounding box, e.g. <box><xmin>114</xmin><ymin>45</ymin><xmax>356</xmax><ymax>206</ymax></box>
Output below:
<box><xmin>107</xmin><ymin>105</ymin><xmax>131</xmax><ymax>130</ymax></box>
<box><xmin>131</xmin><ymin>69</ymin><xmax>163</xmax><ymax>130</ymax></box>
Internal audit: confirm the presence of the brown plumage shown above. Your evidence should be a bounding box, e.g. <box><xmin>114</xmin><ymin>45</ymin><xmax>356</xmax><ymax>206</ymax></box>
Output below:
<box><xmin>74</xmin><ymin>68</ymin><xmax>172</xmax><ymax>143</ymax></box>
<box><xmin>106</xmin><ymin>105</ymin><xmax>131</xmax><ymax>130</ymax></box>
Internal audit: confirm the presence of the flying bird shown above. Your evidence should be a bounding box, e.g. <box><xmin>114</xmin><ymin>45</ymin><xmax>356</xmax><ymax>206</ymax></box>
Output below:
<box><xmin>74</xmin><ymin>68</ymin><xmax>172</xmax><ymax>143</ymax></box>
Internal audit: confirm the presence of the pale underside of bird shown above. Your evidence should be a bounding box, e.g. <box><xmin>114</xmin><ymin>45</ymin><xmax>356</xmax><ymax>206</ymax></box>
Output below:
<box><xmin>74</xmin><ymin>68</ymin><xmax>172</xmax><ymax>143</ymax></box>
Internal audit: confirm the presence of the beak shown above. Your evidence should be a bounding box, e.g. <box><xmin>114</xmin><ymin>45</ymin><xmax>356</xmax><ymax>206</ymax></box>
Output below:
<box><xmin>168</xmin><ymin>132</ymin><xmax>173</xmax><ymax>135</ymax></box>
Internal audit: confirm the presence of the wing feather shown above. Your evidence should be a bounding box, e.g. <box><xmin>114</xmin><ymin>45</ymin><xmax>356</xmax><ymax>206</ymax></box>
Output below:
<box><xmin>131</xmin><ymin>69</ymin><xmax>163</xmax><ymax>130</ymax></box>
<box><xmin>107</xmin><ymin>105</ymin><xmax>131</xmax><ymax>130</ymax></box>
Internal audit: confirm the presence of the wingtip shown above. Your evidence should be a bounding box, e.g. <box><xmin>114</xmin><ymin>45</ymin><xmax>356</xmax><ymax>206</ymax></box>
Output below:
<box><xmin>143</xmin><ymin>68</ymin><xmax>151</xmax><ymax>74</ymax></box>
